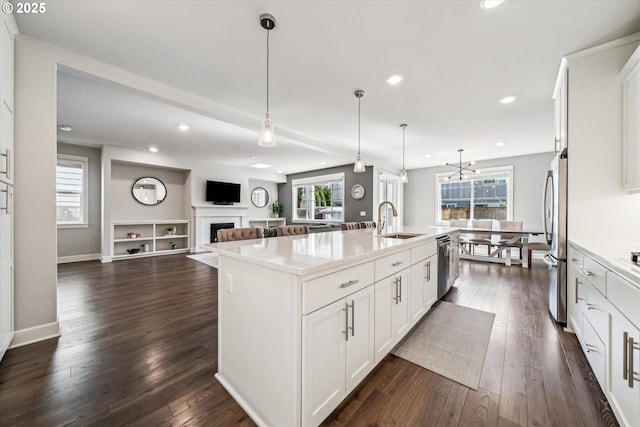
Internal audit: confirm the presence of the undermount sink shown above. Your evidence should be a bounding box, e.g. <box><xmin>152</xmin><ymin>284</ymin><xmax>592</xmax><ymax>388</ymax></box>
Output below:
<box><xmin>380</xmin><ymin>232</ymin><xmax>422</xmax><ymax>240</ymax></box>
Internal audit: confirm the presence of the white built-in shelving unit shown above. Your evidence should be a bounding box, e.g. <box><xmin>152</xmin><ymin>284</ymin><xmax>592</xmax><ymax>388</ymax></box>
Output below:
<box><xmin>111</xmin><ymin>220</ymin><xmax>190</xmax><ymax>260</ymax></box>
<box><xmin>247</xmin><ymin>217</ymin><xmax>285</xmax><ymax>229</ymax></box>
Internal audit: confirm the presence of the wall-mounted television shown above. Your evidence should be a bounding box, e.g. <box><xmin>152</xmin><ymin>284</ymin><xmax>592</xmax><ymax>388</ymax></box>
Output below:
<box><xmin>206</xmin><ymin>180</ymin><xmax>241</xmax><ymax>205</ymax></box>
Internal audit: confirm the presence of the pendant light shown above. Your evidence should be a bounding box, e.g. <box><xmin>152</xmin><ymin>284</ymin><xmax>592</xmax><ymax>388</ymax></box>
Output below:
<box><xmin>258</xmin><ymin>13</ymin><xmax>277</xmax><ymax>148</ymax></box>
<box><xmin>443</xmin><ymin>149</ymin><xmax>478</xmax><ymax>181</ymax></box>
<box><xmin>353</xmin><ymin>90</ymin><xmax>366</xmax><ymax>173</ymax></box>
<box><xmin>400</xmin><ymin>123</ymin><xmax>408</xmax><ymax>183</ymax></box>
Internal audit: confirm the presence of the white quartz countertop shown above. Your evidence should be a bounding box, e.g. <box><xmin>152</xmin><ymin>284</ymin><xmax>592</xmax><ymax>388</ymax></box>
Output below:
<box><xmin>201</xmin><ymin>226</ymin><xmax>457</xmax><ymax>276</ymax></box>
<box><xmin>569</xmin><ymin>238</ymin><xmax>640</xmax><ymax>285</ymax></box>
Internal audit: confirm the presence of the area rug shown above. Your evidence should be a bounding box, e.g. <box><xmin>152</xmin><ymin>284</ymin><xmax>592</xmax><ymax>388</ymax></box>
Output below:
<box><xmin>186</xmin><ymin>252</ymin><xmax>218</xmax><ymax>268</ymax></box>
<box><xmin>391</xmin><ymin>301</ymin><xmax>495</xmax><ymax>390</ymax></box>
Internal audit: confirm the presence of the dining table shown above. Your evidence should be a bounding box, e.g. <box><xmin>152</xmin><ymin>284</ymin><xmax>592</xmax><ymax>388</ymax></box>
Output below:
<box><xmin>457</xmin><ymin>228</ymin><xmax>544</xmax><ymax>268</ymax></box>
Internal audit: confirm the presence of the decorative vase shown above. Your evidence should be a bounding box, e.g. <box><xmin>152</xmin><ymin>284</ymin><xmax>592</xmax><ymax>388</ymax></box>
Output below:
<box><xmin>274</xmin><ymin>213</ymin><xmax>279</xmax><ymax>218</ymax></box>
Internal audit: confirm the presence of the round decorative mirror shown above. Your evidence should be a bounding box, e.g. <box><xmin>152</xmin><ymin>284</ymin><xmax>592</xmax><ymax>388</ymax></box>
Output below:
<box><xmin>132</xmin><ymin>177</ymin><xmax>167</xmax><ymax>205</ymax></box>
<box><xmin>250</xmin><ymin>187</ymin><xmax>269</xmax><ymax>208</ymax></box>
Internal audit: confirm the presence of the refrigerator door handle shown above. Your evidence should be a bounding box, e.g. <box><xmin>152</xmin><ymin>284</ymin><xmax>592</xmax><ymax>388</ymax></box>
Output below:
<box><xmin>543</xmin><ymin>170</ymin><xmax>554</xmax><ymax>246</ymax></box>
<box><xmin>543</xmin><ymin>254</ymin><xmax>557</xmax><ymax>268</ymax></box>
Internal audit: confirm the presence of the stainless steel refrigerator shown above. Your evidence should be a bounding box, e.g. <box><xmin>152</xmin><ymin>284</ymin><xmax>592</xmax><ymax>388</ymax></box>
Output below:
<box><xmin>543</xmin><ymin>148</ymin><xmax>568</xmax><ymax>323</ymax></box>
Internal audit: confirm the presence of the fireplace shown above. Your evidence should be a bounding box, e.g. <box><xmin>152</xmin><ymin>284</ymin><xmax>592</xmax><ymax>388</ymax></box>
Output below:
<box><xmin>210</xmin><ymin>223</ymin><xmax>234</xmax><ymax>243</ymax></box>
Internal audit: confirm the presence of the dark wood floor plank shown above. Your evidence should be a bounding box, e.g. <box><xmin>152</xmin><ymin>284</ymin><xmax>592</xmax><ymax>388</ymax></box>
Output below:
<box><xmin>0</xmin><ymin>255</ymin><xmax>619</xmax><ymax>426</ymax></box>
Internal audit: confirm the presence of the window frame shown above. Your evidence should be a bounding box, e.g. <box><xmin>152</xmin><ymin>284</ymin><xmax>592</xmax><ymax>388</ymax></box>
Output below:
<box><xmin>435</xmin><ymin>165</ymin><xmax>514</xmax><ymax>225</ymax></box>
<box><xmin>291</xmin><ymin>172</ymin><xmax>345</xmax><ymax>224</ymax></box>
<box><xmin>56</xmin><ymin>153</ymin><xmax>89</xmax><ymax>228</ymax></box>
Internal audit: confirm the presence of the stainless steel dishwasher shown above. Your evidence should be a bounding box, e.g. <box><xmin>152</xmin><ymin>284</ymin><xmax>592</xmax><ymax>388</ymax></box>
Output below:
<box><xmin>437</xmin><ymin>235</ymin><xmax>452</xmax><ymax>299</ymax></box>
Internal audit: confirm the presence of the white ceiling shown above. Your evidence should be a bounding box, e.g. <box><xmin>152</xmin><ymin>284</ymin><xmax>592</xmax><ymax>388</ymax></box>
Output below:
<box><xmin>14</xmin><ymin>0</ymin><xmax>640</xmax><ymax>175</ymax></box>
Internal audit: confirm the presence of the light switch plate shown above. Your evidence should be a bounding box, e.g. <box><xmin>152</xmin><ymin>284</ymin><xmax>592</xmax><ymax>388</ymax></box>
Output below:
<box><xmin>360</xmin><ymin>211</ymin><xmax>366</xmax><ymax>216</ymax></box>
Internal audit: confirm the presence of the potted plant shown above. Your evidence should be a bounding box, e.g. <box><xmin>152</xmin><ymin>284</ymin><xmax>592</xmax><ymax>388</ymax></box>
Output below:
<box><xmin>271</xmin><ymin>200</ymin><xmax>283</xmax><ymax>217</ymax></box>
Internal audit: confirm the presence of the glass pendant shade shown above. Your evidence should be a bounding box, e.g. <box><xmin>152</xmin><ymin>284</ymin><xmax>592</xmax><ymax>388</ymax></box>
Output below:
<box><xmin>258</xmin><ymin>114</ymin><xmax>276</xmax><ymax>148</ymax></box>
<box><xmin>354</xmin><ymin>153</ymin><xmax>365</xmax><ymax>173</ymax></box>
<box><xmin>400</xmin><ymin>169</ymin><xmax>408</xmax><ymax>183</ymax></box>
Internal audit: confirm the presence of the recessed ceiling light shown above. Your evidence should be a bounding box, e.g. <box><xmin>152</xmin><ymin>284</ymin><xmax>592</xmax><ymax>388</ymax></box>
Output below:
<box><xmin>386</xmin><ymin>74</ymin><xmax>404</xmax><ymax>85</ymax></box>
<box><xmin>496</xmin><ymin>141</ymin><xmax>505</xmax><ymax>146</ymax></box>
<box><xmin>499</xmin><ymin>95</ymin><xmax>517</xmax><ymax>104</ymax></box>
<box><xmin>177</xmin><ymin>124</ymin><xmax>190</xmax><ymax>131</ymax></box>
<box><xmin>480</xmin><ymin>0</ymin><xmax>505</xmax><ymax>9</ymax></box>
<box><xmin>321</xmin><ymin>161</ymin><xmax>326</xmax><ymax>166</ymax></box>
<box><xmin>58</xmin><ymin>125</ymin><xmax>72</xmax><ymax>132</ymax></box>
<box><xmin>424</xmin><ymin>154</ymin><xmax>431</xmax><ymax>158</ymax></box>
<box><xmin>277</xmin><ymin>170</ymin><xmax>282</xmax><ymax>174</ymax></box>
<box><xmin>149</xmin><ymin>147</ymin><xmax>159</xmax><ymax>153</ymax></box>
<box><xmin>251</xmin><ymin>163</ymin><xmax>271</xmax><ymax>169</ymax></box>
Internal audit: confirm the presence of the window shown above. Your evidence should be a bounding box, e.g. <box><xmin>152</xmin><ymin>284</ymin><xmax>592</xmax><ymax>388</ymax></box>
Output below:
<box><xmin>56</xmin><ymin>154</ymin><xmax>88</xmax><ymax>226</ymax></box>
<box><xmin>436</xmin><ymin>165</ymin><xmax>513</xmax><ymax>224</ymax></box>
<box><xmin>292</xmin><ymin>173</ymin><xmax>344</xmax><ymax>223</ymax></box>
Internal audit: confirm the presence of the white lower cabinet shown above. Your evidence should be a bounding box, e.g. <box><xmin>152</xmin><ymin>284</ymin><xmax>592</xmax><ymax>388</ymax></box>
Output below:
<box><xmin>569</xmin><ymin>243</ymin><xmax>640</xmax><ymax>427</ymax></box>
<box><xmin>302</xmin><ymin>284</ymin><xmax>375</xmax><ymax>427</ymax></box>
<box><xmin>409</xmin><ymin>254</ymin><xmax>437</xmax><ymax>326</ymax></box>
<box><xmin>609</xmin><ymin>307</ymin><xmax>640</xmax><ymax>427</ymax></box>
<box><xmin>374</xmin><ymin>269</ymin><xmax>410</xmax><ymax>364</ymax></box>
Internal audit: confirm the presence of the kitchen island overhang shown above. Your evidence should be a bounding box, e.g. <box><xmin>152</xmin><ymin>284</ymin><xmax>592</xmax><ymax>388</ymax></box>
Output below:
<box><xmin>202</xmin><ymin>226</ymin><xmax>457</xmax><ymax>427</ymax></box>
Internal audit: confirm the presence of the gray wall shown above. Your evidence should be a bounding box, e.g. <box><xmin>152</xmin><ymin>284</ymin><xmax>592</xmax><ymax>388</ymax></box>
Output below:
<box><xmin>111</xmin><ymin>161</ymin><xmax>188</xmax><ymax>221</ymax></box>
<box><xmin>404</xmin><ymin>152</ymin><xmax>554</xmax><ymax>233</ymax></box>
<box><xmin>56</xmin><ymin>143</ymin><xmax>102</xmax><ymax>259</ymax></box>
<box><xmin>278</xmin><ymin>164</ymin><xmax>374</xmax><ymax>224</ymax></box>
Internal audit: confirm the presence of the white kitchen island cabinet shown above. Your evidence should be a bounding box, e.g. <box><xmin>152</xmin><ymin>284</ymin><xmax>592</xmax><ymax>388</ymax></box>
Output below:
<box><xmin>203</xmin><ymin>226</ymin><xmax>456</xmax><ymax>427</ymax></box>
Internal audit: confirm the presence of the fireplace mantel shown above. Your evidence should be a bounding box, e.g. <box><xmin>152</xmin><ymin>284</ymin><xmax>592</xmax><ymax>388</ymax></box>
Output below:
<box><xmin>192</xmin><ymin>205</ymin><xmax>249</xmax><ymax>248</ymax></box>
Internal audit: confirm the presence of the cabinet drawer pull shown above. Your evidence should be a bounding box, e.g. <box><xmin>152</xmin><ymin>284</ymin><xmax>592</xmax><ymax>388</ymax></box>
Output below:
<box><xmin>585</xmin><ymin>271</ymin><xmax>595</xmax><ymax>277</ymax></box>
<box><xmin>391</xmin><ymin>261</ymin><xmax>404</xmax><ymax>267</ymax></box>
<box><xmin>340</xmin><ymin>279</ymin><xmax>359</xmax><ymax>288</ymax></box>
<box><xmin>585</xmin><ymin>343</ymin><xmax>598</xmax><ymax>353</ymax></box>
<box><xmin>0</xmin><ymin>186</ymin><xmax>12</xmax><ymax>214</ymax></box>
<box><xmin>584</xmin><ymin>302</ymin><xmax>596</xmax><ymax>310</ymax></box>
<box><xmin>575</xmin><ymin>277</ymin><xmax>582</xmax><ymax>304</ymax></box>
<box><xmin>571</xmin><ymin>257</ymin><xmax>579</xmax><ymax>262</ymax></box>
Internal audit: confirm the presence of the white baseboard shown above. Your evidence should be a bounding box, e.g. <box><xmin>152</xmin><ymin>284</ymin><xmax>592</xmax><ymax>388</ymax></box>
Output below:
<box><xmin>101</xmin><ymin>256</ymin><xmax>112</xmax><ymax>263</ymax></box>
<box><xmin>57</xmin><ymin>253</ymin><xmax>101</xmax><ymax>264</ymax></box>
<box><xmin>10</xmin><ymin>321</ymin><xmax>61</xmax><ymax>349</ymax></box>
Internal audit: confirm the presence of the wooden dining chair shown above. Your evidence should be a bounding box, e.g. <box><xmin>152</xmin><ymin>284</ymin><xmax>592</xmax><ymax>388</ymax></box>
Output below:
<box><xmin>468</xmin><ymin>220</ymin><xmax>493</xmax><ymax>254</ymax></box>
<box><xmin>275</xmin><ymin>225</ymin><xmax>310</xmax><ymax>236</ymax></box>
<box><xmin>528</xmin><ymin>241</ymin><xmax>550</xmax><ymax>265</ymax></box>
<box><xmin>496</xmin><ymin>220</ymin><xmax>524</xmax><ymax>258</ymax></box>
<box><xmin>448</xmin><ymin>219</ymin><xmax>470</xmax><ymax>252</ymax></box>
<box><xmin>217</xmin><ymin>227</ymin><xmax>263</xmax><ymax>242</ymax></box>
<box><xmin>341</xmin><ymin>222</ymin><xmax>361</xmax><ymax>230</ymax></box>
<box><xmin>359</xmin><ymin>221</ymin><xmax>376</xmax><ymax>229</ymax></box>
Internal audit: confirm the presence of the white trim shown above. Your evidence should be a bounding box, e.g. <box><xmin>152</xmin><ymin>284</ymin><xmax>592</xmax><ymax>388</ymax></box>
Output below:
<box><xmin>56</xmin><ymin>153</ymin><xmax>89</xmax><ymax>226</ymax></box>
<box><xmin>435</xmin><ymin>165</ymin><xmax>514</xmax><ymax>225</ymax></box>
<box><xmin>57</xmin><ymin>253</ymin><xmax>101</xmax><ymax>264</ymax></box>
<box><xmin>10</xmin><ymin>321</ymin><xmax>61</xmax><ymax>348</ymax></box>
<box><xmin>564</xmin><ymin>32</ymin><xmax>640</xmax><ymax>61</ymax></box>
<box><xmin>552</xmin><ymin>57</ymin><xmax>568</xmax><ymax>100</ymax></box>
<box><xmin>291</xmin><ymin>172</ymin><xmax>344</xmax><ymax>186</ymax></box>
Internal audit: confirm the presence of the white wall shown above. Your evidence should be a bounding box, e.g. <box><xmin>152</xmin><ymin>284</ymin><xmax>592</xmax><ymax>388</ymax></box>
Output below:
<box><xmin>14</xmin><ymin>35</ymin><xmax>286</xmax><ymax>346</ymax></box>
<box><xmin>111</xmin><ymin>162</ymin><xmax>187</xmax><ymax>221</ymax></box>
<box><xmin>567</xmin><ymin>39</ymin><xmax>640</xmax><ymax>242</ymax></box>
<box><xmin>247</xmin><ymin>178</ymin><xmax>278</xmax><ymax>219</ymax></box>
<box><xmin>404</xmin><ymin>152</ymin><xmax>554</xmax><ymax>234</ymax></box>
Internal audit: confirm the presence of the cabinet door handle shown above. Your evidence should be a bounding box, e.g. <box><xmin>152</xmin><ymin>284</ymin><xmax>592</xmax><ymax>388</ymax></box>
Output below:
<box><xmin>343</xmin><ymin>303</ymin><xmax>349</xmax><ymax>342</ymax></box>
<box><xmin>340</xmin><ymin>279</ymin><xmax>359</xmax><ymax>289</ymax></box>
<box><xmin>350</xmin><ymin>300</ymin><xmax>355</xmax><ymax>337</ymax></box>
<box><xmin>0</xmin><ymin>149</ymin><xmax>10</xmax><ymax>180</ymax></box>
<box><xmin>624</xmin><ymin>332</ymin><xmax>640</xmax><ymax>388</ymax></box>
<box><xmin>398</xmin><ymin>276</ymin><xmax>402</xmax><ymax>303</ymax></box>
<box><xmin>425</xmin><ymin>261</ymin><xmax>430</xmax><ymax>280</ymax></box>
<box><xmin>0</xmin><ymin>186</ymin><xmax>11</xmax><ymax>214</ymax></box>
<box><xmin>392</xmin><ymin>261</ymin><xmax>404</xmax><ymax>267</ymax></box>
<box><xmin>624</xmin><ymin>332</ymin><xmax>629</xmax><ymax>381</ymax></box>
<box><xmin>575</xmin><ymin>277</ymin><xmax>583</xmax><ymax>303</ymax></box>
<box><xmin>393</xmin><ymin>277</ymin><xmax>399</xmax><ymax>304</ymax></box>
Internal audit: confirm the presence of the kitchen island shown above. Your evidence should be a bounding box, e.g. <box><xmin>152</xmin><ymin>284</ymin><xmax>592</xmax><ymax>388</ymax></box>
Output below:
<box><xmin>202</xmin><ymin>226</ymin><xmax>456</xmax><ymax>427</ymax></box>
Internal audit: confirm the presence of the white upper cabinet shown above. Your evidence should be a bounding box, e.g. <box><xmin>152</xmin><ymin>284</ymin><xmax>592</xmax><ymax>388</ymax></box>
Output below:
<box><xmin>622</xmin><ymin>45</ymin><xmax>640</xmax><ymax>192</ymax></box>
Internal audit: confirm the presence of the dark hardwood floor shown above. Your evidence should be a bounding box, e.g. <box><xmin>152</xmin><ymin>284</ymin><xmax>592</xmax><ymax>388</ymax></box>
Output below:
<box><xmin>0</xmin><ymin>255</ymin><xmax>617</xmax><ymax>426</ymax></box>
